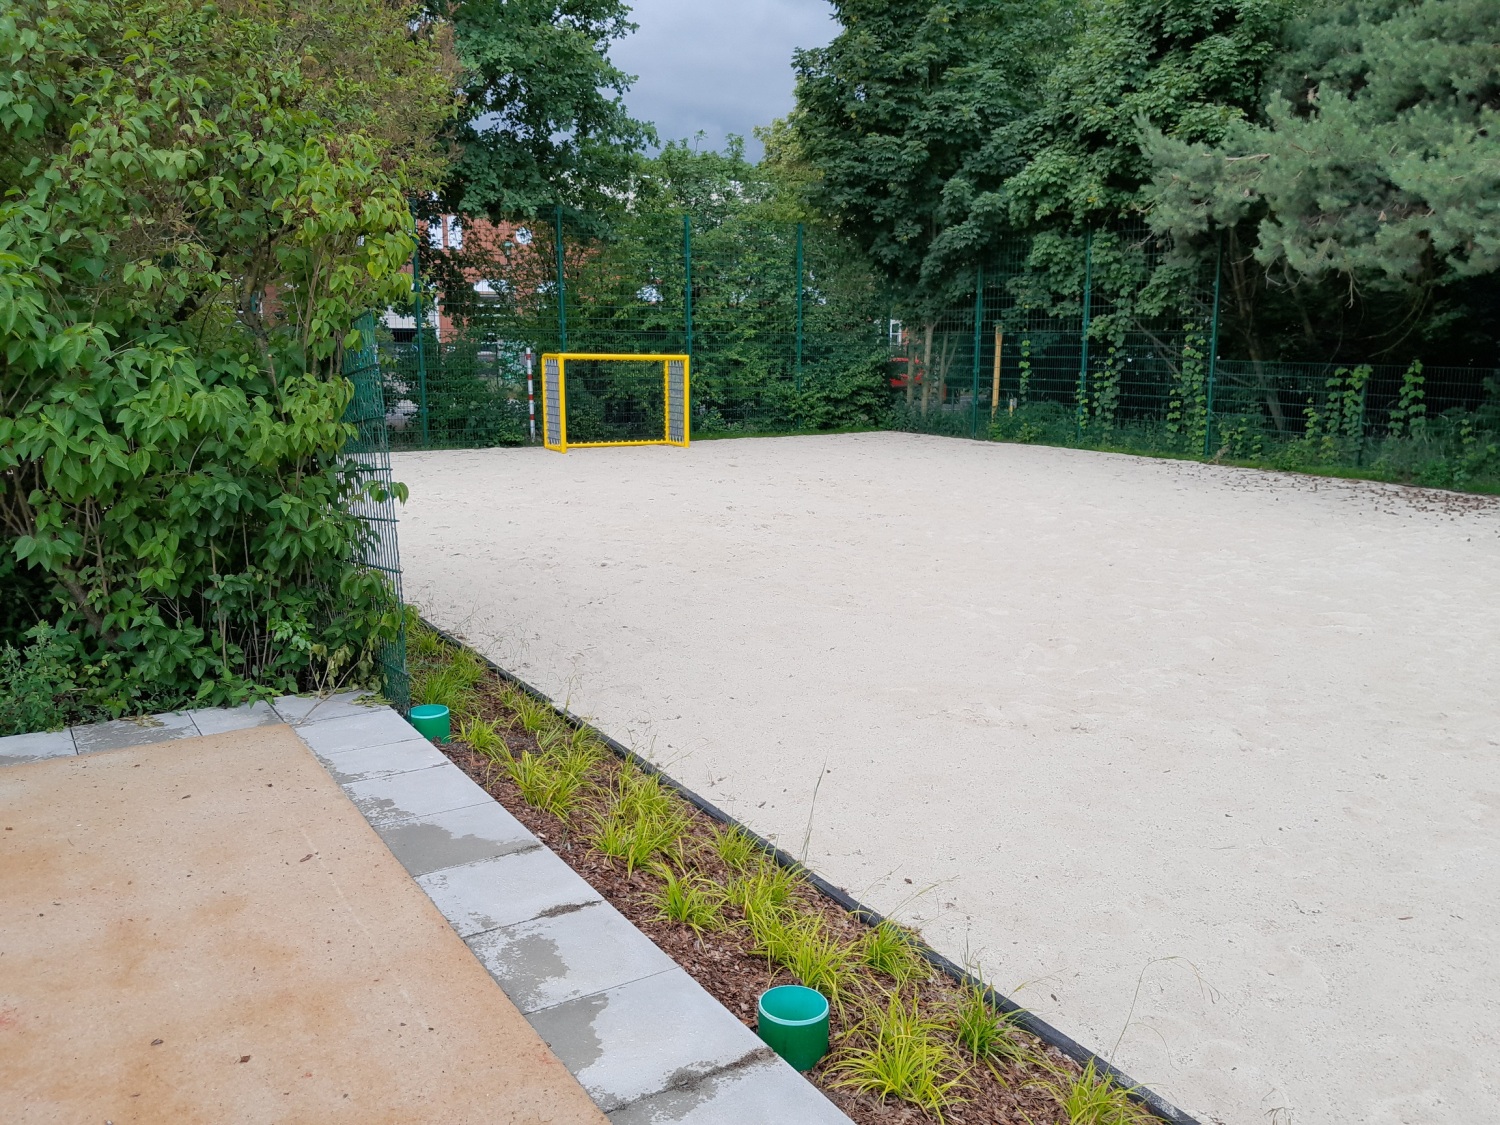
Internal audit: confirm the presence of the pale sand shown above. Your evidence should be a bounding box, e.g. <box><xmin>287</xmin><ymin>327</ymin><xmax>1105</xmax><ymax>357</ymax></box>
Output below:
<box><xmin>395</xmin><ymin>432</ymin><xmax>1500</xmax><ymax>1125</ymax></box>
<box><xmin>0</xmin><ymin>725</ymin><xmax>605</xmax><ymax>1125</ymax></box>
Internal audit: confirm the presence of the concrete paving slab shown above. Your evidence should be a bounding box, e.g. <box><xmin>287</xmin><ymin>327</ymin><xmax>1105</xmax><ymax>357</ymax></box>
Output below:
<box><xmin>418</xmin><ymin>849</ymin><xmax>600</xmax><ymax>937</ymax></box>
<box><xmin>342</xmin><ymin>762</ymin><xmax>492</xmax><ymax>827</ymax></box>
<box><xmin>321</xmin><ymin>737</ymin><xmax>452</xmax><ymax>785</ymax></box>
<box><xmin>0</xmin><ymin>725</ymin><xmax>607</xmax><ymax>1125</ymax></box>
<box><xmin>529</xmin><ymin>968</ymin><xmax>779</xmax><ymax>1113</ymax></box>
<box><xmin>186</xmin><ymin>700</ymin><xmax>281</xmax><ymax>736</ymax></box>
<box><xmin>467</xmin><ymin>900</ymin><xmax>677</xmax><ymax>1014</ymax></box>
<box><xmin>375</xmin><ymin>800</ymin><xmax>540</xmax><ymax>877</ymax></box>
<box><xmin>606</xmin><ymin>1052</ymin><xmax>852</xmax><ymax>1125</ymax></box>
<box><xmin>71</xmin><ymin>709</ymin><xmax>198</xmax><ymax>754</ymax></box>
<box><xmin>271</xmin><ymin>690</ymin><xmax>386</xmax><ymax>726</ymax></box>
<box><xmin>297</xmin><ymin>707</ymin><xmax>425</xmax><ymax>757</ymax></box>
<box><xmin>0</xmin><ymin>728</ymin><xmax>75</xmax><ymax>767</ymax></box>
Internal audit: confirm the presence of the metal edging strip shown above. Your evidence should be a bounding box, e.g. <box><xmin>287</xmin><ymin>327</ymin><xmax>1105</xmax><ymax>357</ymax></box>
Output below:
<box><xmin>417</xmin><ymin>617</ymin><xmax>1202</xmax><ymax>1125</ymax></box>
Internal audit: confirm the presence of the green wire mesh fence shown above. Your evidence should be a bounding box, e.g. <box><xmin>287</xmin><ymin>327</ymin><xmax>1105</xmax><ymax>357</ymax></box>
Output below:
<box><xmin>343</xmin><ymin>313</ymin><xmax>410</xmax><ymax>714</ymax></box>
<box><xmin>377</xmin><ymin>212</ymin><xmax>1500</xmax><ymax>490</ymax></box>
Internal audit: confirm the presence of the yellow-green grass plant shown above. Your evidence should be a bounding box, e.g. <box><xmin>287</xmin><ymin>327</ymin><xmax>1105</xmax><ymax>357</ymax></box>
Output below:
<box><xmin>953</xmin><ymin>980</ymin><xmax>1036</xmax><ymax>1071</ymax></box>
<box><xmin>860</xmin><ymin>920</ymin><xmax>931</xmax><ymax>987</ymax></box>
<box><xmin>744</xmin><ymin>902</ymin><xmax>859</xmax><ymax>1011</ymax></box>
<box><xmin>651</xmin><ymin>865</ymin><xmax>727</xmax><ymax>935</ymax></box>
<box><xmin>589</xmin><ymin>771</ymin><xmax>693</xmax><ymax>876</ymax></box>
<box><xmin>508</xmin><ymin>750</ymin><xmax>591</xmax><ymax>820</ymax></box>
<box><xmin>833</xmin><ymin>992</ymin><xmax>967</xmax><ymax>1119</ymax></box>
<box><xmin>725</xmin><ymin>859</ymin><xmax>802</xmax><ymax>918</ymax></box>
<box><xmin>1028</xmin><ymin>1059</ymin><xmax>1157</xmax><ymax>1125</ymax></box>
<box><xmin>411</xmin><ymin>646</ymin><xmax>486</xmax><ymax>714</ymax></box>
<box><xmin>709</xmin><ymin>824</ymin><xmax>759</xmax><ymax>871</ymax></box>
<box><xmin>510</xmin><ymin>690</ymin><xmax>560</xmax><ymax>735</ymax></box>
<box><xmin>458</xmin><ymin>715</ymin><xmax>508</xmax><ymax>763</ymax></box>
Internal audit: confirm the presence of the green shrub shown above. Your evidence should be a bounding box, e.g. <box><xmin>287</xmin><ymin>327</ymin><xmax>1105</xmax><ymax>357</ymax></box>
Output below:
<box><xmin>0</xmin><ymin>626</ymin><xmax>87</xmax><ymax>736</ymax></box>
<box><xmin>0</xmin><ymin>0</ymin><xmax>451</xmax><ymax>723</ymax></box>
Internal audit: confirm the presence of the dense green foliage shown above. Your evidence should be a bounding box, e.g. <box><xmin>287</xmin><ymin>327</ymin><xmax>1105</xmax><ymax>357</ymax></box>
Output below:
<box><xmin>0</xmin><ymin>0</ymin><xmax>449</xmax><ymax>728</ymax></box>
<box><xmin>441</xmin><ymin>0</ymin><xmax>654</xmax><ymax>222</ymax></box>
<box><xmin>790</xmin><ymin>0</ymin><xmax>1499</xmax><ymax>368</ymax></box>
<box><xmin>1146</xmin><ymin>0</ymin><xmax>1500</xmax><ymax>361</ymax></box>
<box><xmin>425</xmin><ymin>138</ymin><xmax>893</xmax><ymax>437</ymax></box>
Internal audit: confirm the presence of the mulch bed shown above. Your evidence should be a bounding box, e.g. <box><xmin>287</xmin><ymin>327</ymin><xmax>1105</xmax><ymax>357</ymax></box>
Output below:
<box><xmin>434</xmin><ymin>667</ymin><xmax>1109</xmax><ymax>1124</ymax></box>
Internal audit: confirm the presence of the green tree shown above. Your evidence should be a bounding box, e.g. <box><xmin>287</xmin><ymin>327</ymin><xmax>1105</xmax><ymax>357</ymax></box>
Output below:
<box><xmin>0</xmin><ymin>0</ymin><xmax>450</xmax><ymax>723</ymax></box>
<box><xmin>1146</xmin><ymin>0</ymin><xmax>1500</xmax><ymax>361</ymax></box>
<box><xmin>790</xmin><ymin>0</ymin><xmax>1068</xmax><ymax>303</ymax></box>
<box><xmin>443</xmin><ymin>0</ymin><xmax>654</xmax><ymax>222</ymax></box>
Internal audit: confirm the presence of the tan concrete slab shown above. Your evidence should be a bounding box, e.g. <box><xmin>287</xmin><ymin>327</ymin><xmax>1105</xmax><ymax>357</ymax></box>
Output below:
<box><xmin>0</xmin><ymin>725</ymin><xmax>607</xmax><ymax>1125</ymax></box>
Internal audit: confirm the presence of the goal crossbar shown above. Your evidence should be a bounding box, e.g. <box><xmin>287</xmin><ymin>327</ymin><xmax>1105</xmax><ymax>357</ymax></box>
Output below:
<box><xmin>541</xmin><ymin>352</ymin><xmax>690</xmax><ymax>452</ymax></box>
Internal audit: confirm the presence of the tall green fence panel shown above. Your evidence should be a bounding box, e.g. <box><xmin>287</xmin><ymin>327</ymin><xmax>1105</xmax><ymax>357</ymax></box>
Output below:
<box><xmin>342</xmin><ymin>313</ymin><xmax>410</xmax><ymax>713</ymax></box>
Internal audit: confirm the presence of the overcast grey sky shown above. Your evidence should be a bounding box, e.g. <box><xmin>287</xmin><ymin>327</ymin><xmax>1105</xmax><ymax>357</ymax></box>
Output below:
<box><xmin>610</xmin><ymin>0</ymin><xmax>838</xmax><ymax>160</ymax></box>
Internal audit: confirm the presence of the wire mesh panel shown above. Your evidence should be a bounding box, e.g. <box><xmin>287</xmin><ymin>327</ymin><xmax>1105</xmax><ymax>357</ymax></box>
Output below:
<box><xmin>543</xmin><ymin>356</ymin><xmax>563</xmax><ymax>449</ymax></box>
<box><xmin>341</xmin><ymin>312</ymin><xmax>409</xmax><ymax>714</ymax></box>
<box><xmin>668</xmin><ymin>358</ymin><xmax>688</xmax><ymax>444</ymax></box>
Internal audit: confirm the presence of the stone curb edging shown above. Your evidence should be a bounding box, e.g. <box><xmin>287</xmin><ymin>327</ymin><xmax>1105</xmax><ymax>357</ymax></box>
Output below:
<box><xmin>0</xmin><ymin>698</ymin><xmax>853</xmax><ymax>1124</ymax></box>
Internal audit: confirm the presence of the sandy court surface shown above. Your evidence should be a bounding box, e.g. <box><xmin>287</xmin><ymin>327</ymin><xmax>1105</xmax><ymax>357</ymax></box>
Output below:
<box><xmin>395</xmin><ymin>433</ymin><xmax>1500</xmax><ymax>1125</ymax></box>
<box><xmin>0</xmin><ymin>725</ymin><xmax>604</xmax><ymax>1125</ymax></box>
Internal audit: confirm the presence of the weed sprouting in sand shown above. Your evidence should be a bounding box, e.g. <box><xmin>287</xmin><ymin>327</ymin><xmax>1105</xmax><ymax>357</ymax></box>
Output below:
<box><xmin>710</xmin><ymin>824</ymin><xmax>760</xmax><ymax>871</ymax></box>
<box><xmin>1030</xmin><ymin>1059</ymin><xmax>1156</xmax><ymax>1125</ymax></box>
<box><xmin>651</xmin><ymin>866</ymin><xmax>726</xmax><ymax>934</ymax></box>
<box><xmin>833</xmin><ymin>992</ymin><xmax>966</xmax><ymax>1117</ymax></box>
<box><xmin>860</xmin><ymin>920</ymin><xmax>930</xmax><ymax>986</ymax></box>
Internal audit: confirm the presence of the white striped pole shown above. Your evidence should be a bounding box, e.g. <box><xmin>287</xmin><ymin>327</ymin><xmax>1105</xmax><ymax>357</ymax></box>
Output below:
<box><xmin>524</xmin><ymin>347</ymin><xmax>536</xmax><ymax>441</ymax></box>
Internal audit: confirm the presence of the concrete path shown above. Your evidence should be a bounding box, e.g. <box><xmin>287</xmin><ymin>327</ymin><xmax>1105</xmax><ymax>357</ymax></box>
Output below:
<box><xmin>0</xmin><ymin>697</ymin><xmax>849</xmax><ymax>1124</ymax></box>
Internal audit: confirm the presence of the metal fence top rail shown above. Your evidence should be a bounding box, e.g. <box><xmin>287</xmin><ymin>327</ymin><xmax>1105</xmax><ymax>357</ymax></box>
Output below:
<box><xmin>544</xmin><ymin>352</ymin><xmax>691</xmax><ymax>362</ymax></box>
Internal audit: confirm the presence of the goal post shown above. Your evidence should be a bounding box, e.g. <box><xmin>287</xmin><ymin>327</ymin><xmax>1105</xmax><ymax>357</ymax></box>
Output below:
<box><xmin>540</xmin><ymin>353</ymin><xmax>690</xmax><ymax>452</ymax></box>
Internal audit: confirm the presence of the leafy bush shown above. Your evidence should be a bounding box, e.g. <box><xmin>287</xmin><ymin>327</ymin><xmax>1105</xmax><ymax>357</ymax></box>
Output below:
<box><xmin>0</xmin><ymin>626</ymin><xmax>89</xmax><ymax>736</ymax></box>
<box><xmin>0</xmin><ymin>0</ymin><xmax>451</xmax><ymax>727</ymax></box>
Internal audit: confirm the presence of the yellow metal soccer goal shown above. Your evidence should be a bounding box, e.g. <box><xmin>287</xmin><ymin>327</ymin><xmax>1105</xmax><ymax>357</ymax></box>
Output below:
<box><xmin>541</xmin><ymin>353</ymin><xmax>690</xmax><ymax>452</ymax></box>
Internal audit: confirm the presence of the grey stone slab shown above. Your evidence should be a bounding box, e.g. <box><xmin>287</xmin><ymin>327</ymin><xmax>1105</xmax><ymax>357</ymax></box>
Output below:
<box><xmin>417</xmin><ymin>849</ymin><xmax>599</xmax><ymax>938</ymax></box>
<box><xmin>376</xmin><ymin>800</ymin><xmax>538</xmax><ymax>878</ymax></box>
<box><xmin>271</xmin><ymin>691</ymin><xmax>387</xmax><ymax>726</ymax></box>
<box><xmin>530</xmin><ymin>968</ymin><xmax>774</xmax><ymax>1113</ymax></box>
<box><xmin>297</xmin><ymin>709</ymin><xmax>422</xmax><ymax>758</ymax></box>
<box><xmin>72</xmin><ymin>711</ymin><xmax>199</xmax><ymax>755</ymax></box>
<box><xmin>466</xmin><ymin>900</ymin><xmax>675</xmax><ymax>1014</ymax></box>
<box><xmin>187</xmin><ymin>701</ymin><xmax>281</xmax><ymax>736</ymax></box>
<box><xmin>341</xmin><ymin>764</ymin><xmax>491</xmax><ymax>829</ymax></box>
<box><xmin>0</xmin><ymin>729</ymin><xmax>76</xmax><ymax>767</ymax></box>
<box><xmin>607</xmin><ymin>1051</ymin><xmax>852</xmax><ymax>1125</ymax></box>
<box><xmin>321</xmin><ymin>738</ymin><xmax>451</xmax><ymax>785</ymax></box>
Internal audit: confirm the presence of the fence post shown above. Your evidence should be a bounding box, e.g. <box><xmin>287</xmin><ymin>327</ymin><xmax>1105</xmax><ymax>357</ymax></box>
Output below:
<box><xmin>683</xmin><ymin>214</ymin><xmax>694</xmax><ymax>357</ymax></box>
<box><xmin>408</xmin><ymin>199</ymin><xmax>430</xmax><ymax>449</ymax></box>
<box><xmin>1077</xmin><ymin>229</ymin><xmax>1093</xmax><ymax>442</ymax></box>
<box><xmin>971</xmin><ymin>264</ymin><xmax>984</xmax><ymax>438</ymax></box>
<box><xmin>554</xmin><ymin>204</ymin><xmax>567</xmax><ymax>352</ymax></box>
<box><xmin>795</xmin><ymin>222</ymin><xmax>805</xmax><ymax>393</ymax></box>
<box><xmin>1203</xmin><ymin>233</ymin><xmax>1223</xmax><ymax>458</ymax></box>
